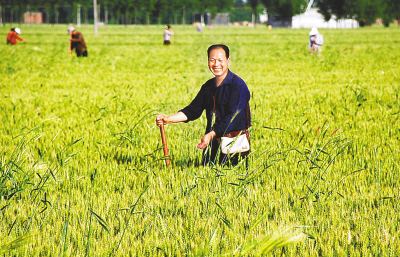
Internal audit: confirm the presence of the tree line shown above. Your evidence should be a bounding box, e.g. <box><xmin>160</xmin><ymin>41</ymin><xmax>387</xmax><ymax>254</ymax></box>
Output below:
<box><xmin>0</xmin><ymin>0</ymin><xmax>398</xmax><ymax>26</ymax></box>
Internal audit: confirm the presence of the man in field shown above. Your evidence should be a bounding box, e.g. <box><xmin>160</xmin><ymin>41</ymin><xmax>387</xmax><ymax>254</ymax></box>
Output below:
<box><xmin>156</xmin><ymin>44</ymin><xmax>251</xmax><ymax>166</ymax></box>
<box><xmin>68</xmin><ymin>26</ymin><xmax>88</xmax><ymax>57</ymax></box>
<box><xmin>6</xmin><ymin>28</ymin><xmax>25</xmax><ymax>45</ymax></box>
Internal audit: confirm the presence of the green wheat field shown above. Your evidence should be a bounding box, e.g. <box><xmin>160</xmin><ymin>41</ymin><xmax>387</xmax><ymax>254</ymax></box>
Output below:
<box><xmin>1</xmin><ymin>25</ymin><xmax>399</xmax><ymax>256</ymax></box>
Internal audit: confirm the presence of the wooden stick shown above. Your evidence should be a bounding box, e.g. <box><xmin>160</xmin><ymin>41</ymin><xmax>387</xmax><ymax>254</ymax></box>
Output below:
<box><xmin>159</xmin><ymin>123</ymin><xmax>171</xmax><ymax>167</ymax></box>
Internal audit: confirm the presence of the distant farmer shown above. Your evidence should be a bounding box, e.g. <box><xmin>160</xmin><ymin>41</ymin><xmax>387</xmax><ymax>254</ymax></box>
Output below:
<box><xmin>196</xmin><ymin>22</ymin><xmax>203</xmax><ymax>32</ymax></box>
<box><xmin>309</xmin><ymin>27</ymin><xmax>324</xmax><ymax>53</ymax></box>
<box><xmin>6</xmin><ymin>28</ymin><xmax>24</xmax><ymax>45</ymax></box>
<box><xmin>163</xmin><ymin>24</ymin><xmax>174</xmax><ymax>45</ymax></box>
<box><xmin>68</xmin><ymin>26</ymin><xmax>88</xmax><ymax>57</ymax></box>
<box><xmin>156</xmin><ymin>44</ymin><xmax>251</xmax><ymax>166</ymax></box>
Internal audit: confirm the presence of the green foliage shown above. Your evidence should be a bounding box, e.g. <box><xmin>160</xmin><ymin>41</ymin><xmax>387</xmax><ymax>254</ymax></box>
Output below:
<box><xmin>239</xmin><ymin>227</ymin><xmax>307</xmax><ymax>255</ymax></box>
<box><xmin>260</xmin><ymin>0</ymin><xmax>306</xmax><ymax>19</ymax></box>
<box><xmin>316</xmin><ymin>0</ymin><xmax>400</xmax><ymax>26</ymax></box>
<box><xmin>0</xmin><ymin>25</ymin><xmax>399</xmax><ymax>256</ymax></box>
<box><xmin>2</xmin><ymin>0</ymin><xmax>398</xmax><ymax>25</ymax></box>
<box><xmin>0</xmin><ymin>235</ymin><xmax>31</xmax><ymax>255</ymax></box>
<box><xmin>230</xmin><ymin>5</ymin><xmax>253</xmax><ymax>22</ymax></box>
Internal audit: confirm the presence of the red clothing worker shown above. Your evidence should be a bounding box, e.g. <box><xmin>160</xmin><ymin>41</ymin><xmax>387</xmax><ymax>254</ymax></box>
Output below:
<box><xmin>6</xmin><ymin>28</ymin><xmax>24</xmax><ymax>45</ymax></box>
<box><xmin>68</xmin><ymin>26</ymin><xmax>88</xmax><ymax>57</ymax></box>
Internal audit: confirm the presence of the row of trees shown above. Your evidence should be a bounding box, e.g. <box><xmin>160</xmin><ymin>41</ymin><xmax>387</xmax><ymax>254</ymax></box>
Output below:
<box><xmin>316</xmin><ymin>0</ymin><xmax>400</xmax><ymax>27</ymax></box>
<box><xmin>0</xmin><ymin>0</ymin><xmax>399</xmax><ymax>26</ymax></box>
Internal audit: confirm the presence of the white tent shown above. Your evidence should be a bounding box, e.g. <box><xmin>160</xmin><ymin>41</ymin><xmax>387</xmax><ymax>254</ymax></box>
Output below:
<box><xmin>292</xmin><ymin>8</ymin><xmax>359</xmax><ymax>29</ymax></box>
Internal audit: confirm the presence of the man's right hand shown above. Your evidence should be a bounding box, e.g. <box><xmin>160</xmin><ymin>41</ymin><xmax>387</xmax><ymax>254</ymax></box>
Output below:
<box><xmin>156</xmin><ymin>114</ymin><xmax>168</xmax><ymax>127</ymax></box>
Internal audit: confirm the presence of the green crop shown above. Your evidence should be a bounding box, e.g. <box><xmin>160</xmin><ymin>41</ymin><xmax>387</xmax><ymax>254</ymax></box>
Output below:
<box><xmin>0</xmin><ymin>25</ymin><xmax>399</xmax><ymax>256</ymax></box>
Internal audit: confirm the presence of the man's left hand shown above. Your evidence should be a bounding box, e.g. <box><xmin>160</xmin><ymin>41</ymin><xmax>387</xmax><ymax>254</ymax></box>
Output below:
<box><xmin>197</xmin><ymin>131</ymin><xmax>216</xmax><ymax>149</ymax></box>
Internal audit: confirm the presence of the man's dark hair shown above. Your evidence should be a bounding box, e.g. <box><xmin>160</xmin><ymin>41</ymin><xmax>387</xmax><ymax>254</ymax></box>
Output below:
<box><xmin>207</xmin><ymin>44</ymin><xmax>230</xmax><ymax>59</ymax></box>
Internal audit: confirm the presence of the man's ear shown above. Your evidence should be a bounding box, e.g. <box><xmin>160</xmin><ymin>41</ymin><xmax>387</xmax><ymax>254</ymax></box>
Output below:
<box><xmin>227</xmin><ymin>58</ymin><xmax>230</xmax><ymax>66</ymax></box>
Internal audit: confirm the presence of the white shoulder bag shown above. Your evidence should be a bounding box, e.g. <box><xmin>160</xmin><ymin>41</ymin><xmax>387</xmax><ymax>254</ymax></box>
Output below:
<box><xmin>220</xmin><ymin>133</ymin><xmax>250</xmax><ymax>154</ymax></box>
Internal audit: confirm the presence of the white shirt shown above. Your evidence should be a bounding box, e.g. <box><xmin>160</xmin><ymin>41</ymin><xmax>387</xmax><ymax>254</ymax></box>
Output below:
<box><xmin>164</xmin><ymin>29</ymin><xmax>173</xmax><ymax>41</ymax></box>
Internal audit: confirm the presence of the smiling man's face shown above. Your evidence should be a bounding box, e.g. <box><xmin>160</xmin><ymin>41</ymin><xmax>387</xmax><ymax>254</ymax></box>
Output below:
<box><xmin>208</xmin><ymin>48</ymin><xmax>229</xmax><ymax>80</ymax></box>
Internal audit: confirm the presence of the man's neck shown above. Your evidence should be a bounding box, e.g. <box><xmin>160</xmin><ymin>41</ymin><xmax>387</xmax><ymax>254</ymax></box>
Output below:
<box><xmin>215</xmin><ymin>72</ymin><xmax>228</xmax><ymax>87</ymax></box>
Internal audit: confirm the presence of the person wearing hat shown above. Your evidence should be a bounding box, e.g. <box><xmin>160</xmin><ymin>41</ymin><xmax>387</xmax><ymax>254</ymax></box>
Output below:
<box><xmin>68</xmin><ymin>26</ymin><xmax>88</xmax><ymax>57</ymax></box>
<box><xmin>309</xmin><ymin>27</ymin><xmax>324</xmax><ymax>53</ymax></box>
<box><xmin>6</xmin><ymin>28</ymin><xmax>25</xmax><ymax>45</ymax></box>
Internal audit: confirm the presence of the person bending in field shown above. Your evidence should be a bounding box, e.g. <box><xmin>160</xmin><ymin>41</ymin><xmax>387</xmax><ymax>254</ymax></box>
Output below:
<box><xmin>6</xmin><ymin>28</ymin><xmax>25</xmax><ymax>45</ymax></box>
<box><xmin>156</xmin><ymin>44</ymin><xmax>251</xmax><ymax>167</ymax></box>
<box><xmin>163</xmin><ymin>24</ymin><xmax>174</xmax><ymax>45</ymax></box>
<box><xmin>309</xmin><ymin>27</ymin><xmax>324</xmax><ymax>54</ymax></box>
<box><xmin>68</xmin><ymin>26</ymin><xmax>88</xmax><ymax>57</ymax></box>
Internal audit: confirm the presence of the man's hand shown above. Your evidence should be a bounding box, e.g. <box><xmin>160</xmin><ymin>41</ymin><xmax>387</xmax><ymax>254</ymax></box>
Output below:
<box><xmin>197</xmin><ymin>131</ymin><xmax>216</xmax><ymax>149</ymax></box>
<box><xmin>156</xmin><ymin>114</ymin><xmax>169</xmax><ymax>127</ymax></box>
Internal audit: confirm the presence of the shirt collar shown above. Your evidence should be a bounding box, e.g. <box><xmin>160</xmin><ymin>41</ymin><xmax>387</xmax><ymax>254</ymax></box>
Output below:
<box><xmin>214</xmin><ymin>70</ymin><xmax>233</xmax><ymax>88</ymax></box>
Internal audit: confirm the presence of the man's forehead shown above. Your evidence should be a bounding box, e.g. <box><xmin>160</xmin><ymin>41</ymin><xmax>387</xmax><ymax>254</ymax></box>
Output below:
<box><xmin>209</xmin><ymin>49</ymin><xmax>227</xmax><ymax>58</ymax></box>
